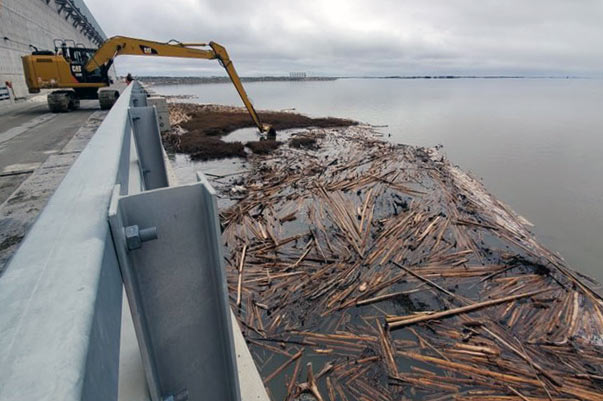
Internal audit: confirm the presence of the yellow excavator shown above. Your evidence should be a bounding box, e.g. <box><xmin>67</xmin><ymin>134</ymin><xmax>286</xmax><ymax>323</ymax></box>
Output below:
<box><xmin>21</xmin><ymin>36</ymin><xmax>273</xmax><ymax>135</ymax></box>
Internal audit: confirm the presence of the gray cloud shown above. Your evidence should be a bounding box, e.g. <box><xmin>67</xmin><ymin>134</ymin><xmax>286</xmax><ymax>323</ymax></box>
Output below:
<box><xmin>84</xmin><ymin>0</ymin><xmax>603</xmax><ymax>77</ymax></box>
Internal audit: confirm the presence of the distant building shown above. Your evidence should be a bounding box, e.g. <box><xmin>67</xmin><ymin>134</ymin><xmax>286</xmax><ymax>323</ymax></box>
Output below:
<box><xmin>289</xmin><ymin>72</ymin><xmax>307</xmax><ymax>80</ymax></box>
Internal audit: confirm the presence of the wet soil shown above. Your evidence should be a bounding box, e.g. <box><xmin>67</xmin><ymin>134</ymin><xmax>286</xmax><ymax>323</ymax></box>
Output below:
<box><xmin>164</xmin><ymin>103</ymin><xmax>356</xmax><ymax>160</ymax></box>
<box><xmin>180</xmin><ymin>136</ymin><xmax>246</xmax><ymax>160</ymax></box>
<box><xmin>245</xmin><ymin>140</ymin><xmax>282</xmax><ymax>154</ymax></box>
<box><xmin>290</xmin><ymin>136</ymin><xmax>318</xmax><ymax>149</ymax></box>
<box><xmin>180</xmin><ymin>109</ymin><xmax>356</xmax><ymax>137</ymax></box>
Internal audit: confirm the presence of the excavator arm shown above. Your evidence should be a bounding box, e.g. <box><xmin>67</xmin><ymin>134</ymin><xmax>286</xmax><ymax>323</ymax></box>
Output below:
<box><xmin>85</xmin><ymin>36</ymin><xmax>273</xmax><ymax>134</ymax></box>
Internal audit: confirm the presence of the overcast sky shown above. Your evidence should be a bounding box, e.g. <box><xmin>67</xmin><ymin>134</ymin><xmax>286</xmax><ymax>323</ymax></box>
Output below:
<box><xmin>85</xmin><ymin>0</ymin><xmax>603</xmax><ymax>77</ymax></box>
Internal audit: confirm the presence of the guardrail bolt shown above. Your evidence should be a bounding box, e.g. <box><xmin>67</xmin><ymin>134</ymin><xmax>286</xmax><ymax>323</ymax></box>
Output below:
<box><xmin>125</xmin><ymin>224</ymin><xmax>158</xmax><ymax>250</ymax></box>
<box><xmin>164</xmin><ymin>389</ymin><xmax>189</xmax><ymax>401</ymax></box>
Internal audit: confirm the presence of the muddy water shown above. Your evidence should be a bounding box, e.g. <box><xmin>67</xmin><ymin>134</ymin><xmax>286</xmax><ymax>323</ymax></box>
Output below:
<box><xmin>221</xmin><ymin>127</ymin><xmax>305</xmax><ymax>143</ymax></box>
<box><xmin>155</xmin><ymin>78</ymin><xmax>603</xmax><ymax>286</ymax></box>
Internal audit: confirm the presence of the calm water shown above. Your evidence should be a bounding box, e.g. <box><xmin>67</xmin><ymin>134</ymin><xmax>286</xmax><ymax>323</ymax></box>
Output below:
<box><xmin>154</xmin><ymin>78</ymin><xmax>603</xmax><ymax>285</ymax></box>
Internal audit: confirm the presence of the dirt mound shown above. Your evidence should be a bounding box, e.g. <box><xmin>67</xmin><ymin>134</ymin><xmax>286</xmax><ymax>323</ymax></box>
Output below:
<box><xmin>290</xmin><ymin>136</ymin><xmax>318</xmax><ymax>149</ymax></box>
<box><xmin>181</xmin><ymin>110</ymin><xmax>356</xmax><ymax>136</ymax></box>
<box><xmin>164</xmin><ymin>103</ymin><xmax>357</xmax><ymax>160</ymax></box>
<box><xmin>178</xmin><ymin>135</ymin><xmax>246</xmax><ymax>160</ymax></box>
<box><xmin>246</xmin><ymin>140</ymin><xmax>282</xmax><ymax>154</ymax></box>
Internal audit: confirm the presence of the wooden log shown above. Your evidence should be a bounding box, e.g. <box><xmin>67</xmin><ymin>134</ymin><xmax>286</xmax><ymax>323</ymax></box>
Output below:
<box><xmin>236</xmin><ymin>244</ymin><xmax>247</xmax><ymax>306</ymax></box>
<box><xmin>398</xmin><ymin>351</ymin><xmax>541</xmax><ymax>386</ymax></box>
<box><xmin>388</xmin><ymin>288</ymin><xmax>551</xmax><ymax>329</ymax></box>
<box><xmin>263</xmin><ymin>349</ymin><xmax>303</xmax><ymax>384</ymax></box>
<box><xmin>286</xmin><ymin>356</ymin><xmax>302</xmax><ymax>400</ymax></box>
<box><xmin>356</xmin><ymin>289</ymin><xmax>423</xmax><ymax>306</ymax></box>
<box><xmin>392</xmin><ymin>261</ymin><xmax>458</xmax><ymax>300</ymax></box>
<box><xmin>297</xmin><ymin>362</ymin><xmax>325</xmax><ymax>401</ymax></box>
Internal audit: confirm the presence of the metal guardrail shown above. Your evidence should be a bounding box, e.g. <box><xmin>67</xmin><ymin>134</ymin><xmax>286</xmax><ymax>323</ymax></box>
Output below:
<box><xmin>0</xmin><ymin>82</ymin><xmax>239</xmax><ymax>401</ymax></box>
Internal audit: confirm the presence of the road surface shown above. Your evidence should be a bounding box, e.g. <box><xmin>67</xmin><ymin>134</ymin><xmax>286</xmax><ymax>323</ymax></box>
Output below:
<box><xmin>0</xmin><ymin>99</ymin><xmax>105</xmax><ymax>272</ymax></box>
<box><xmin>0</xmin><ymin>100</ymin><xmax>100</xmax><ymax>202</ymax></box>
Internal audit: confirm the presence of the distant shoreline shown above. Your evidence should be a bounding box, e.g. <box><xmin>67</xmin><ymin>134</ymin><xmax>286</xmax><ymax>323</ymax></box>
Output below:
<box><xmin>139</xmin><ymin>75</ymin><xmax>586</xmax><ymax>85</ymax></box>
<box><xmin>139</xmin><ymin>76</ymin><xmax>337</xmax><ymax>85</ymax></box>
<box><xmin>348</xmin><ymin>75</ymin><xmax>583</xmax><ymax>79</ymax></box>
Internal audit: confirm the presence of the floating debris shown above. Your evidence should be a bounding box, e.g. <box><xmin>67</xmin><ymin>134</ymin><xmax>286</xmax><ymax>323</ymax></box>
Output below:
<box><xmin>214</xmin><ymin>124</ymin><xmax>602</xmax><ymax>401</ymax></box>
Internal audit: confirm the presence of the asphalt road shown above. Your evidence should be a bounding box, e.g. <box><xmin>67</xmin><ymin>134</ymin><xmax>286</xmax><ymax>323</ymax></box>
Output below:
<box><xmin>0</xmin><ymin>100</ymin><xmax>98</xmax><ymax>203</ymax></box>
<box><xmin>0</xmin><ymin>100</ymin><xmax>107</xmax><ymax>273</ymax></box>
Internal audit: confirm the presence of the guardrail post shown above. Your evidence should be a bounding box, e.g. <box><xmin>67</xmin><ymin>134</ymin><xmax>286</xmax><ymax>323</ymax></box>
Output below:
<box><xmin>131</xmin><ymin>86</ymin><xmax>148</xmax><ymax>107</ymax></box>
<box><xmin>128</xmin><ymin>106</ymin><xmax>169</xmax><ymax>190</ymax></box>
<box><xmin>108</xmin><ymin>177</ymin><xmax>241</xmax><ymax>401</ymax></box>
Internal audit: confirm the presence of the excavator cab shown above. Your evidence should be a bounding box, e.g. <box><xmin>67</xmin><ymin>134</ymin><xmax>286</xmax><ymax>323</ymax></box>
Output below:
<box><xmin>52</xmin><ymin>39</ymin><xmax>111</xmax><ymax>87</ymax></box>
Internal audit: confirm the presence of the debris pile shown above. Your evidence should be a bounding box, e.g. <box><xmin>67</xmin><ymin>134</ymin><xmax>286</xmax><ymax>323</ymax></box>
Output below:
<box><xmin>164</xmin><ymin>104</ymin><xmax>356</xmax><ymax>160</ymax></box>
<box><xmin>216</xmin><ymin>125</ymin><xmax>603</xmax><ymax>400</ymax></box>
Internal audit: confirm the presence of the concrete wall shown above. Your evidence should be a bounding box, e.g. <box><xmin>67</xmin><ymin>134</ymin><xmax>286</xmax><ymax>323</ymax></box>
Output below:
<box><xmin>0</xmin><ymin>0</ymin><xmax>106</xmax><ymax>101</ymax></box>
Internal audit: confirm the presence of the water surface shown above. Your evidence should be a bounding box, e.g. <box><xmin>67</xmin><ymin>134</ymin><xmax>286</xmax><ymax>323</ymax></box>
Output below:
<box><xmin>155</xmin><ymin>78</ymin><xmax>603</xmax><ymax>285</ymax></box>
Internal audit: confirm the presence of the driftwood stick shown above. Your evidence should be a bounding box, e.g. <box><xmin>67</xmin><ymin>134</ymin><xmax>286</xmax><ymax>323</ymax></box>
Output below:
<box><xmin>388</xmin><ymin>288</ymin><xmax>551</xmax><ymax>329</ymax></box>
<box><xmin>205</xmin><ymin>170</ymin><xmax>249</xmax><ymax>178</ymax></box>
<box><xmin>264</xmin><ymin>349</ymin><xmax>303</xmax><ymax>384</ymax></box>
<box><xmin>398</xmin><ymin>351</ymin><xmax>541</xmax><ymax>386</ymax></box>
<box><xmin>484</xmin><ymin>326</ymin><xmax>561</xmax><ymax>387</ymax></box>
<box><xmin>286</xmin><ymin>356</ymin><xmax>302</xmax><ymax>400</ymax></box>
<box><xmin>506</xmin><ymin>385</ymin><xmax>531</xmax><ymax>401</ymax></box>
<box><xmin>392</xmin><ymin>261</ymin><xmax>458</xmax><ymax>300</ymax></box>
<box><xmin>356</xmin><ymin>288</ymin><xmax>423</xmax><ymax>306</ymax></box>
<box><xmin>298</xmin><ymin>362</ymin><xmax>325</xmax><ymax>401</ymax></box>
<box><xmin>236</xmin><ymin>244</ymin><xmax>247</xmax><ymax>306</ymax></box>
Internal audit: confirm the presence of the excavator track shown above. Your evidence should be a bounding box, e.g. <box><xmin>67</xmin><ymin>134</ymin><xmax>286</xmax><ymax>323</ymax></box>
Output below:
<box><xmin>98</xmin><ymin>89</ymin><xmax>119</xmax><ymax>110</ymax></box>
<box><xmin>47</xmin><ymin>91</ymin><xmax>80</xmax><ymax>113</ymax></box>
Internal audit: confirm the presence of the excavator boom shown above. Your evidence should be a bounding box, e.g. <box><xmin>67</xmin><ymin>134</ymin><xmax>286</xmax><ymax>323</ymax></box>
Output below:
<box><xmin>85</xmin><ymin>36</ymin><xmax>272</xmax><ymax>134</ymax></box>
<box><xmin>21</xmin><ymin>35</ymin><xmax>272</xmax><ymax>134</ymax></box>
<box><xmin>84</xmin><ymin>36</ymin><xmax>216</xmax><ymax>72</ymax></box>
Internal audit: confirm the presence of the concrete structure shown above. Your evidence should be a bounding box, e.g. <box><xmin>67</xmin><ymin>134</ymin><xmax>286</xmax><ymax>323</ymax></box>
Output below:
<box><xmin>0</xmin><ymin>0</ymin><xmax>106</xmax><ymax>101</ymax></box>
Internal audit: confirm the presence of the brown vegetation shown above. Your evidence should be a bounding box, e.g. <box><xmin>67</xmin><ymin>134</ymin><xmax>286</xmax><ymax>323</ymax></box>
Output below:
<box><xmin>180</xmin><ymin>110</ymin><xmax>356</xmax><ymax>137</ymax></box>
<box><xmin>162</xmin><ymin>125</ymin><xmax>246</xmax><ymax>160</ymax></box>
<box><xmin>246</xmin><ymin>140</ymin><xmax>282</xmax><ymax>154</ymax></box>
<box><xmin>165</xmin><ymin>103</ymin><xmax>357</xmax><ymax>160</ymax></box>
<box><xmin>182</xmin><ymin>137</ymin><xmax>246</xmax><ymax>160</ymax></box>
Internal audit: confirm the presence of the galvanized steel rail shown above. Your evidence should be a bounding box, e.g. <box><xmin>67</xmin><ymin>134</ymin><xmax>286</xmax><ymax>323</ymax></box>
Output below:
<box><xmin>0</xmin><ymin>82</ymin><xmax>239</xmax><ymax>401</ymax></box>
